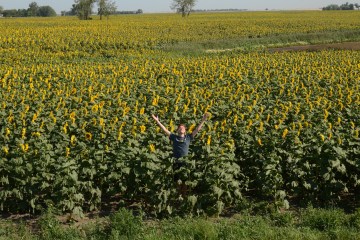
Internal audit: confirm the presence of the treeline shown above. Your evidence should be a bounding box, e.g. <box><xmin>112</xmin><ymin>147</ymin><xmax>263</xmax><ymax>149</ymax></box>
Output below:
<box><xmin>193</xmin><ymin>9</ymin><xmax>247</xmax><ymax>12</ymax></box>
<box><xmin>61</xmin><ymin>1</ymin><xmax>141</xmax><ymax>20</ymax></box>
<box><xmin>114</xmin><ymin>9</ymin><xmax>143</xmax><ymax>14</ymax></box>
<box><xmin>0</xmin><ymin>2</ymin><xmax>56</xmax><ymax>17</ymax></box>
<box><xmin>62</xmin><ymin>9</ymin><xmax>143</xmax><ymax>16</ymax></box>
<box><xmin>322</xmin><ymin>2</ymin><xmax>360</xmax><ymax>10</ymax></box>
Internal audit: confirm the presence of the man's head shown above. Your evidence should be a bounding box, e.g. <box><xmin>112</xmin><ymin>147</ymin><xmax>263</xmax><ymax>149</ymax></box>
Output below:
<box><xmin>176</xmin><ymin>124</ymin><xmax>186</xmax><ymax>135</ymax></box>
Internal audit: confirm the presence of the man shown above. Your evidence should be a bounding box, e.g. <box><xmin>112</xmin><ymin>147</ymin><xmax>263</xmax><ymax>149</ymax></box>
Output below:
<box><xmin>151</xmin><ymin>113</ymin><xmax>210</xmax><ymax>196</ymax></box>
<box><xmin>151</xmin><ymin>113</ymin><xmax>210</xmax><ymax>158</ymax></box>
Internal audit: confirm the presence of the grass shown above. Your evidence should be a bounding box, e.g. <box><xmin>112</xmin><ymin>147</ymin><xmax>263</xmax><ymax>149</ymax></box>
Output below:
<box><xmin>160</xmin><ymin>29</ymin><xmax>360</xmax><ymax>55</ymax></box>
<box><xmin>1</xmin><ymin>206</ymin><xmax>360</xmax><ymax>239</ymax></box>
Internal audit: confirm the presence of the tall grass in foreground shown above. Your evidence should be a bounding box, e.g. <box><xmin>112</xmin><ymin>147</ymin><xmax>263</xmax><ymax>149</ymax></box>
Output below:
<box><xmin>1</xmin><ymin>207</ymin><xmax>360</xmax><ymax>240</ymax></box>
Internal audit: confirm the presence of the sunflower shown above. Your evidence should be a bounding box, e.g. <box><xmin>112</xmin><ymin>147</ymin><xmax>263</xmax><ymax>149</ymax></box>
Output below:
<box><xmin>21</xmin><ymin>128</ymin><xmax>27</xmax><ymax>139</ymax></box>
<box><xmin>258</xmin><ymin>122</ymin><xmax>264</xmax><ymax>132</ymax></box>
<box><xmin>32</xmin><ymin>113</ymin><xmax>38</xmax><ymax>123</ymax></box>
<box><xmin>99</xmin><ymin>118</ymin><xmax>105</xmax><ymax>127</ymax></box>
<box><xmin>20</xmin><ymin>143</ymin><xmax>29</xmax><ymax>152</ymax></box>
<box><xmin>207</xmin><ymin>135</ymin><xmax>211</xmax><ymax>145</ymax></box>
<box><xmin>320</xmin><ymin>134</ymin><xmax>325</xmax><ymax>142</ymax></box>
<box><xmin>149</xmin><ymin>144</ymin><xmax>155</xmax><ymax>153</ymax></box>
<box><xmin>188</xmin><ymin>124</ymin><xmax>195</xmax><ymax>133</ymax></box>
<box><xmin>92</xmin><ymin>105</ymin><xmax>99</xmax><ymax>113</ymax></box>
<box><xmin>246</xmin><ymin>120</ymin><xmax>253</xmax><ymax>130</ymax></box>
<box><xmin>63</xmin><ymin>122</ymin><xmax>68</xmax><ymax>134</ymax></box>
<box><xmin>5</xmin><ymin>128</ymin><xmax>11</xmax><ymax>137</ymax></box>
<box><xmin>139</xmin><ymin>107</ymin><xmax>145</xmax><ymax>115</ymax></box>
<box><xmin>282</xmin><ymin>128</ymin><xmax>288</xmax><ymax>139</ymax></box>
<box><xmin>71</xmin><ymin>135</ymin><xmax>76</xmax><ymax>145</ymax></box>
<box><xmin>140</xmin><ymin>125</ymin><xmax>146</xmax><ymax>133</ymax></box>
<box><xmin>2</xmin><ymin>146</ymin><xmax>9</xmax><ymax>155</ymax></box>
<box><xmin>85</xmin><ymin>132</ymin><xmax>92</xmax><ymax>140</ymax></box>
<box><xmin>66</xmin><ymin>147</ymin><xmax>70</xmax><ymax>157</ymax></box>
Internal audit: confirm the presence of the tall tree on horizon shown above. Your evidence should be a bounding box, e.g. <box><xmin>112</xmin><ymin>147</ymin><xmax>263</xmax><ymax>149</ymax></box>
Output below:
<box><xmin>74</xmin><ymin>0</ymin><xmax>96</xmax><ymax>20</ymax></box>
<box><xmin>170</xmin><ymin>0</ymin><xmax>197</xmax><ymax>17</ymax></box>
<box><xmin>28</xmin><ymin>2</ymin><xmax>39</xmax><ymax>16</ymax></box>
<box><xmin>38</xmin><ymin>6</ymin><xmax>57</xmax><ymax>17</ymax></box>
<box><xmin>98</xmin><ymin>0</ymin><xmax>117</xmax><ymax>20</ymax></box>
<box><xmin>73</xmin><ymin>0</ymin><xmax>117</xmax><ymax>20</ymax></box>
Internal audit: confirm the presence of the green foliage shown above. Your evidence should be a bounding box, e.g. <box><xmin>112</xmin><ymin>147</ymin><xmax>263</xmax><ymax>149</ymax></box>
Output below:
<box><xmin>38</xmin><ymin>207</ymin><xmax>82</xmax><ymax>240</ymax></box>
<box><xmin>0</xmin><ymin>221</ymin><xmax>33</xmax><ymax>240</ymax></box>
<box><xmin>269</xmin><ymin>211</ymin><xmax>295</xmax><ymax>227</ymax></box>
<box><xmin>106</xmin><ymin>208</ymin><xmax>143</xmax><ymax>239</ymax></box>
<box><xmin>38</xmin><ymin>6</ymin><xmax>57</xmax><ymax>17</ymax></box>
<box><xmin>162</xmin><ymin>217</ymin><xmax>219</xmax><ymax>240</ymax></box>
<box><xmin>301</xmin><ymin>207</ymin><xmax>349</xmax><ymax>231</ymax></box>
<box><xmin>349</xmin><ymin>208</ymin><xmax>360</xmax><ymax>230</ymax></box>
<box><xmin>2</xmin><ymin>207</ymin><xmax>360</xmax><ymax>239</ymax></box>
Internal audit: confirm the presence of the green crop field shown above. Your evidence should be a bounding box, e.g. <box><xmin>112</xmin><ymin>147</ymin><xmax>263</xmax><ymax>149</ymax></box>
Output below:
<box><xmin>0</xmin><ymin>11</ymin><xmax>359</xmax><ymax>219</ymax></box>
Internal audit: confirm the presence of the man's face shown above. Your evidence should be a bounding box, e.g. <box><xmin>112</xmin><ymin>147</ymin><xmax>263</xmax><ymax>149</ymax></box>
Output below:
<box><xmin>177</xmin><ymin>125</ymin><xmax>186</xmax><ymax>135</ymax></box>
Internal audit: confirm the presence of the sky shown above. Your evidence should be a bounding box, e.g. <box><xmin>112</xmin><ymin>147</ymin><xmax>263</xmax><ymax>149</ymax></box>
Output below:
<box><xmin>0</xmin><ymin>0</ymin><xmax>353</xmax><ymax>14</ymax></box>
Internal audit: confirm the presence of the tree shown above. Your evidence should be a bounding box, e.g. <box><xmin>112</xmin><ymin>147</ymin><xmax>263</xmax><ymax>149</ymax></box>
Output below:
<box><xmin>38</xmin><ymin>6</ymin><xmax>57</xmax><ymax>17</ymax></box>
<box><xmin>68</xmin><ymin>4</ymin><xmax>79</xmax><ymax>16</ymax></box>
<box><xmin>322</xmin><ymin>4</ymin><xmax>340</xmax><ymax>10</ymax></box>
<box><xmin>28</xmin><ymin>2</ymin><xmax>39</xmax><ymax>16</ymax></box>
<box><xmin>98</xmin><ymin>0</ymin><xmax>117</xmax><ymax>20</ymax></box>
<box><xmin>2</xmin><ymin>9</ymin><xmax>16</xmax><ymax>17</ymax></box>
<box><xmin>74</xmin><ymin>0</ymin><xmax>96</xmax><ymax>20</ymax></box>
<box><xmin>340</xmin><ymin>2</ymin><xmax>355</xmax><ymax>10</ymax></box>
<box><xmin>0</xmin><ymin>6</ymin><xmax>4</xmax><ymax>14</ymax></box>
<box><xmin>2</xmin><ymin>8</ymin><xmax>28</xmax><ymax>17</ymax></box>
<box><xmin>170</xmin><ymin>0</ymin><xmax>197</xmax><ymax>17</ymax></box>
<box><xmin>323</xmin><ymin>2</ymin><xmax>359</xmax><ymax>10</ymax></box>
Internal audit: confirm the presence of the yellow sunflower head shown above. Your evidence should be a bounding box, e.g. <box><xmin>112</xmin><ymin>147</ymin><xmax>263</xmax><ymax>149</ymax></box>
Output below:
<box><xmin>85</xmin><ymin>132</ymin><xmax>92</xmax><ymax>140</ymax></box>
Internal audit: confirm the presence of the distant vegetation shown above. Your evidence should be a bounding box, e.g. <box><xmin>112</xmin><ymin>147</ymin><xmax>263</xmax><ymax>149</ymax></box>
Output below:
<box><xmin>193</xmin><ymin>9</ymin><xmax>248</xmax><ymax>12</ymax></box>
<box><xmin>0</xmin><ymin>2</ymin><xmax>56</xmax><ymax>17</ymax></box>
<box><xmin>323</xmin><ymin>2</ymin><xmax>360</xmax><ymax>10</ymax></box>
<box><xmin>171</xmin><ymin>0</ymin><xmax>197</xmax><ymax>17</ymax></box>
<box><xmin>114</xmin><ymin>9</ymin><xmax>143</xmax><ymax>14</ymax></box>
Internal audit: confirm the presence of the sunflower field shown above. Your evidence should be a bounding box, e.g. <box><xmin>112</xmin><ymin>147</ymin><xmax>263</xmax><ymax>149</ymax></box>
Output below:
<box><xmin>0</xmin><ymin>11</ymin><xmax>359</xmax><ymax>217</ymax></box>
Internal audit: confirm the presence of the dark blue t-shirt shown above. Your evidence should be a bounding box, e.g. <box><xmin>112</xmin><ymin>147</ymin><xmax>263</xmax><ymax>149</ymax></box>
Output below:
<box><xmin>169</xmin><ymin>133</ymin><xmax>193</xmax><ymax>159</ymax></box>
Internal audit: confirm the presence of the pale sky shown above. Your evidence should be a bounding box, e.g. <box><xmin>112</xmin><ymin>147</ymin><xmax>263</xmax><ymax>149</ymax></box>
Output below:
<box><xmin>0</xmin><ymin>0</ymin><xmax>354</xmax><ymax>14</ymax></box>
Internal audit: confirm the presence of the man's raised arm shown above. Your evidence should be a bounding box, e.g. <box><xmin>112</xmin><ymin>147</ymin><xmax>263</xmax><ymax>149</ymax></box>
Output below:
<box><xmin>191</xmin><ymin>113</ymin><xmax>210</xmax><ymax>138</ymax></box>
<box><xmin>152</xmin><ymin>114</ymin><xmax>171</xmax><ymax>136</ymax></box>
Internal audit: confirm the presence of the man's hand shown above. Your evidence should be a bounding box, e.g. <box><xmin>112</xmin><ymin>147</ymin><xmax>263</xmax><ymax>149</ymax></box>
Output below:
<box><xmin>152</xmin><ymin>114</ymin><xmax>159</xmax><ymax>122</ymax></box>
<box><xmin>191</xmin><ymin>112</ymin><xmax>210</xmax><ymax>138</ymax></box>
<box><xmin>202</xmin><ymin>112</ymin><xmax>210</xmax><ymax>122</ymax></box>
